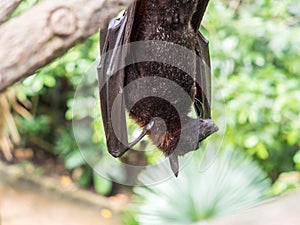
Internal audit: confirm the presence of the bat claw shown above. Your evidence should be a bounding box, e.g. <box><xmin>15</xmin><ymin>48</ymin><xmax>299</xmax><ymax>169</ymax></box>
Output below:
<box><xmin>169</xmin><ymin>154</ymin><xmax>179</xmax><ymax>177</ymax></box>
<box><xmin>127</xmin><ymin>120</ymin><xmax>155</xmax><ymax>149</ymax></box>
<box><xmin>146</xmin><ymin>119</ymin><xmax>155</xmax><ymax>130</ymax></box>
<box><xmin>194</xmin><ymin>97</ymin><xmax>204</xmax><ymax>118</ymax></box>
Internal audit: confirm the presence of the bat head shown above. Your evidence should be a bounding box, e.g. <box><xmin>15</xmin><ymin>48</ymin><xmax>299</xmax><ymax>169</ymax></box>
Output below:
<box><xmin>168</xmin><ymin>118</ymin><xmax>218</xmax><ymax>176</ymax></box>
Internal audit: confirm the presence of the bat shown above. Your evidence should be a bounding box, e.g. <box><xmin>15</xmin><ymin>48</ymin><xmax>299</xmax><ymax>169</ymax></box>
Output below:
<box><xmin>97</xmin><ymin>0</ymin><xmax>218</xmax><ymax>176</ymax></box>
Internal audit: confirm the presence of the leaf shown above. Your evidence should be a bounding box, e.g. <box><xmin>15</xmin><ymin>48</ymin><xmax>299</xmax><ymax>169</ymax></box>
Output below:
<box><xmin>287</xmin><ymin>3</ymin><xmax>300</xmax><ymax>16</ymax></box>
<box><xmin>132</xmin><ymin>149</ymin><xmax>271</xmax><ymax>225</ymax></box>
<box><xmin>293</xmin><ymin>150</ymin><xmax>300</xmax><ymax>165</ymax></box>
<box><xmin>77</xmin><ymin>168</ymin><xmax>92</xmax><ymax>187</ymax></box>
<box><xmin>256</xmin><ymin>142</ymin><xmax>269</xmax><ymax>160</ymax></box>
<box><xmin>93</xmin><ymin>172</ymin><xmax>113</xmax><ymax>195</ymax></box>
<box><xmin>43</xmin><ymin>75</ymin><xmax>56</xmax><ymax>87</ymax></box>
<box><xmin>65</xmin><ymin>151</ymin><xmax>85</xmax><ymax>170</ymax></box>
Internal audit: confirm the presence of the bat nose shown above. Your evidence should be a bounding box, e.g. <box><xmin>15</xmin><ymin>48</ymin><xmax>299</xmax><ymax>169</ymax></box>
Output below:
<box><xmin>204</xmin><ymin>119</ymin><xmax>219</xmax><ymax>132</ymax></box>
<box><xmin>198</xmin><ymin>119</ymin><xmax>219</xmax><ymax>143</ymax></box>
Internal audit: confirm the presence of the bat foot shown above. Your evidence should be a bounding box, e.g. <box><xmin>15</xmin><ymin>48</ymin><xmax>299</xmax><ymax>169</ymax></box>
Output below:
<box><xmin>169</xmin><ymin>154</ymin><xmax>179</xmax><ymax>177</ymax></box>
<box><xmin>127</xmin><ymin>119</ymin><xmax>154</xmax><ymax>149</ymax></box>
<box><xmin>108</xmin><ymin>120</ymin><xmax>155</xmax><ymax>158</ymax></box>
<box><xmin>110</xmin><ymin>149</ymin><xmax>126</xmax><ymax>158</ymax></box>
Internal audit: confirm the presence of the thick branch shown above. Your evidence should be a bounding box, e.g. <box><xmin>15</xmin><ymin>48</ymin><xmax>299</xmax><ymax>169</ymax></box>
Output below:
<box><xmin>0</xmin><ymin>0</ymin><xmax>132</xmax><ymax>91</ymax></box>
<box><xmin>0</xmin><ymin>0</ymin><xmax>23</xmax><ymax>24</ymax></box>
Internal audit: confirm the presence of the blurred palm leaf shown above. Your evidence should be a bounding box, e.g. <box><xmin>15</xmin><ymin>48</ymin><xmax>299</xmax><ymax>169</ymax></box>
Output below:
<box><xmin>0</xmin><ymin>89</ymin><xmax>31</xmax><ymax>160</ymax></box>
<box><xmin>131</xmin><ymin>148</ymin><xmax>271</xmax><ymax>225</ymax></box>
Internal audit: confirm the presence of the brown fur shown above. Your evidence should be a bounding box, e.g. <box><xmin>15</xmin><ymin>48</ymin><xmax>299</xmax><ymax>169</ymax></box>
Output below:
<box><xmin>124</xmin><ymin>0</ymin><xmax>213</xmax><ymax>156</ymax></box>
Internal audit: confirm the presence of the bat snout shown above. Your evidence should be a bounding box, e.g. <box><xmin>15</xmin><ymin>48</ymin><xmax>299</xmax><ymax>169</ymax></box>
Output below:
<box><xmin>174</xmin><ymin>118</ymin><xmax>218</xmax><ymax>155</ymax></box>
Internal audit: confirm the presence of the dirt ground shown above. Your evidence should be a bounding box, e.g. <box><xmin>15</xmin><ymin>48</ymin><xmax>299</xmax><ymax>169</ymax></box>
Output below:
<box><xmin>0</xmin><ymin>161</ymin><xmax>125</xmax><ymax>225</ymax></box>
<box><xmin>207</xmin><ymin>190</ymin><xmax>300</xmax><ymax>225</ymax></box>
<box><xmin>0</xmin><ymin>182</ymin><xmax>122</xmax><ymax>225</ymax></box>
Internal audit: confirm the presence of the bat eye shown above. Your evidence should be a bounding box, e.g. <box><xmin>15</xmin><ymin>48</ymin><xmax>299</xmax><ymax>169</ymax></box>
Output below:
<box><xmin>174</xmin><ymin>0</ymin><xmax>190</xmax><ymax>4</ymax></box>
<box><xmin>194</xmin><ymin>97</ymin><xmax>204</xmax><ymax>118</ymax></box>
<box><xmin>195</xmin><ymin>44</ymin><xmax>201</xmax><ymax>55</ymax></box>
<box><xmin>172</xmin><ymin>12</ymin><xmax>180</xmax><ymax>24</ymax></box>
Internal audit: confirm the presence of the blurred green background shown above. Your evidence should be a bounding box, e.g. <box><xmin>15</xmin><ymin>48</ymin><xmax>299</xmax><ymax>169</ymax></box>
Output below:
<box><xmin>1</xmin><ymin>0</ymin><xmax>299</xmax><ymax>224</ymax></box>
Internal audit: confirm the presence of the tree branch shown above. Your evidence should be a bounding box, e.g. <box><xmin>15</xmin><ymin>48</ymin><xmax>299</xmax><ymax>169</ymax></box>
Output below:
<box><xmin>0</xmin><ymin>0</ymin><xmax>23</xmax><ymax>24</ymax></box>
<box><xmin>0</xmin><ymin>0</ymin><xmax>132</xmax><ymax>91</ymax></box>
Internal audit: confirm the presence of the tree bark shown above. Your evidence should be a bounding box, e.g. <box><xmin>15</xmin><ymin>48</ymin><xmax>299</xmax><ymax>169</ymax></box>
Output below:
<box><xmin>0</xmin><ymin>0</ymin><xmax>23</xmax><ymax>24</ymax></box>
<box><xmin>0</xmin><ymin>0</ymin><xmax>132</xmax><ymax>91</ymax></box>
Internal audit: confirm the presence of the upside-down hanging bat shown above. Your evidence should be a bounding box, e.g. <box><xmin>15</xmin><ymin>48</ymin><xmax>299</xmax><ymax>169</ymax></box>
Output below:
<box><xmin>97</xmin><ymin>0</ymin><xmax>218</xmax><ymax>176</ymax></box>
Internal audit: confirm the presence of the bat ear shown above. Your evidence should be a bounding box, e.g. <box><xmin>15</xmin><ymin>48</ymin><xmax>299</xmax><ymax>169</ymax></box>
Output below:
<box><xmin>169</xmin><ymin>154</ymin><xmax>179</xmax><ymax>177</ymax></box>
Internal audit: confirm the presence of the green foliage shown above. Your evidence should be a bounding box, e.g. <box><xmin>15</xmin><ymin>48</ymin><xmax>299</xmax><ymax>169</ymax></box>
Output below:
<box><xmin>13</xmin><ymin>11</ymin><xmax>109</xmax><ymax>191</ymax></box>
<box><xmin>204</xmin><ymin>0</ymin><xmax>300</xmax><ymax>179</ymax></box>
<box><xmin>129</xmin><ymin>149</ymin><xmax>271</xmax><ymax>225</ymax></box>
<box><xmin>93</xmin><ymin>173</ymin><xmax>113</xmax><ymax>195</ymax></box>
<box><xmin>122</xmin><ymin>211</ymin><xmax>139</xmax><ymax>225</ymax></box>
<box><xmin>294</xmin><ymin>150</ymin><xmax>300</xmax><ymax>170</ymax></box>
<box><xmin>76</xmin><ymin>167</ymin><xmax>93</xmax><ymax>187</ymax></box>
<box><xmin>271</xmin><ymin>171</ymin><xmax>300</xmax><ymax>195</ymax></box>
<box><xmin>18</xmin><ymin>115</ymin><xmax>50</xmax><ymax>136</ymax></box>
<box><xmin>13</xmin><ymin>0</ymin><xmax>300</xmax><ymax>197</ymax></box>
<box><xmin>54</xmin><ymin>129</ymin><xmax>80</xmax><ymax>163</ymax></box>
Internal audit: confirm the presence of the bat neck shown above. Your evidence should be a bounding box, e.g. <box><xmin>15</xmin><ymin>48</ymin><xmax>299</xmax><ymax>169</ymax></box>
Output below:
<box><xmin>142</xmin><ymin>0</ymin><xmax>197</xmax><ymax>28</ymax></box>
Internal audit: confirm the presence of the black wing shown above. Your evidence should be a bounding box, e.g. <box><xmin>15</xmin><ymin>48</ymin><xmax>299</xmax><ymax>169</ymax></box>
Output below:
<box><xmin>191</xmin><ymin>0</ymin><xmax>210</xmax><ymax>33</ymax></box>
<box><xmin>192</xmin><ymin>0</ymin><xmax>212</xmax><ymax>119</ymax></box>
<box><xmin>97</xmin><ymin>2</ymin><xmax>138</xmax><ymax>157</ymax></box>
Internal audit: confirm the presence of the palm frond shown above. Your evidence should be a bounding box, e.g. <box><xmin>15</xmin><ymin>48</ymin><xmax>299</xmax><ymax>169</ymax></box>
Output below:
<box><xmin>0</xmin><ymin>89</ymin><xmax>31</xmax><ymax>160</ymax></box>
<box><xmin>132</xmin><ymin>148</ymin><xmax>271</xmax><ymax>225</ymax></box>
